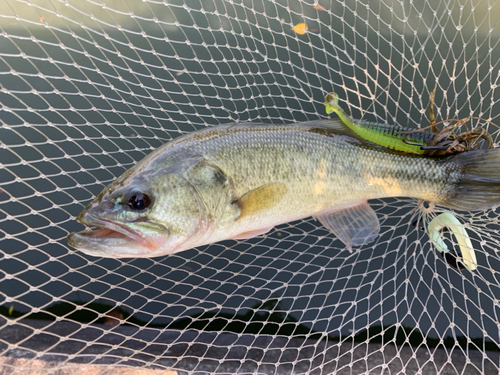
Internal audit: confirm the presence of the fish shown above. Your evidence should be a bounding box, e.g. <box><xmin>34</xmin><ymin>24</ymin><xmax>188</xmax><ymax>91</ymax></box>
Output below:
<box><xmin>67</xmin><ymin>119</ymin><xmax>500</xmax><ymax>258</ymax></box>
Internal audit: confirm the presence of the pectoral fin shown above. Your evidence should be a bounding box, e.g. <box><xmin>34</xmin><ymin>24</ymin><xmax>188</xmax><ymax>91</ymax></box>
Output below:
<box><xmin>314</xmin><ymin>202</ymin><xmax>380</xmax><ymax>251</ymax></box>
<box><xmin>236</xmin><ymin>183</ymin><xmax>288</xmax><ymax>220</ymax></box>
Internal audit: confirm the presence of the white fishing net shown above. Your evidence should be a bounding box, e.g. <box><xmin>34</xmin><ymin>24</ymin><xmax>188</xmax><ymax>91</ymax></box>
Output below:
<box><xmin>1</xmin><ymin>0</ymin><xmax>500</xmax><ymax>373</ymax></box>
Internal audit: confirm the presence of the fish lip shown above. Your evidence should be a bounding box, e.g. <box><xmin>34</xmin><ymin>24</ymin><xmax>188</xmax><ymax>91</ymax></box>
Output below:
<box><xmin>76</xmin><ymin>212</ymin><xmax>155</xmax><ymax>251</ymax></box>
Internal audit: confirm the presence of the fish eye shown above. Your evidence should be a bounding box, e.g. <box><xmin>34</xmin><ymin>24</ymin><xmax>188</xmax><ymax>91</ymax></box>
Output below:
<box><xmin>128</xmin><ymin>191</ymin><xmax>151</xmax><ymax>211</ymax></box>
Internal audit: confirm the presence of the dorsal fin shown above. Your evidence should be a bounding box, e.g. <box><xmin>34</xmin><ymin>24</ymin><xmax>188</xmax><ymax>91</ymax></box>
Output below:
<box><xmin>305</xmin><ymin>119</ymin><xmax>384</xmax><ymax>149</ymax></box>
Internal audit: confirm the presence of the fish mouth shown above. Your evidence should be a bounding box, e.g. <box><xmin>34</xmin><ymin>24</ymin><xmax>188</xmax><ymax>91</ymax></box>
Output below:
<box><xmin>67</xmin><ymin>212</ymin><xmax>157</xmax><ymax>257</ymax></box>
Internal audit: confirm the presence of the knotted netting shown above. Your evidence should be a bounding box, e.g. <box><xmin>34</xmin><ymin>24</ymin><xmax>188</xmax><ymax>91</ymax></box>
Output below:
<box><xmin>1</xmin><ymin>0</ymin><xmax>500</xmax><ymax>373</ymax></box>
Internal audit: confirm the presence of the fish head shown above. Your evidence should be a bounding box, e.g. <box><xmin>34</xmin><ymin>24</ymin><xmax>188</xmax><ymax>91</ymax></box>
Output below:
<box><xmin>67</xmin><ymin>162</ymin><xmax>218</xmax><ymax>258</ymax></box>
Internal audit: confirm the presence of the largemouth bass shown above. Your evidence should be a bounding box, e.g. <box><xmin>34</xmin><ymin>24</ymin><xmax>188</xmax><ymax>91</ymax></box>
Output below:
<box><xmin>67</xmin><ymin>120</ymin><xmax>500</xmax><ymax>258</ymax></box>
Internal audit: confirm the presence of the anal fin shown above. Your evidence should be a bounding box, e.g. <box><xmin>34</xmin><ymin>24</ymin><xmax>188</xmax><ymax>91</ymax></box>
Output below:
<box><xmin>314</xmin><ymin>202</ymin><xmax>380</xmax><ymax>251</ymax></box>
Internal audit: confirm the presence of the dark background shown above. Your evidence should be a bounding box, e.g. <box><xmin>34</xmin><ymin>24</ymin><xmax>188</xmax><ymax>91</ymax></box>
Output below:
<box><xmin>1</xmin><ymin>0</ymin><xmax>500</xmax><ymax>358</ymax></box>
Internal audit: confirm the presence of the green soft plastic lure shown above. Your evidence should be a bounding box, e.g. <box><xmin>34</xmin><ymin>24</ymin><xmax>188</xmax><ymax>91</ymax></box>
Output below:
<box><xmin>325</xmin><ymin>92</ymin><xmax>437</xmax><ymax>155</ymax></box>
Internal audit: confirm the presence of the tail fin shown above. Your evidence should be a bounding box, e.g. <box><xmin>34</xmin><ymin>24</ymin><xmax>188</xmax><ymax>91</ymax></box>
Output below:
<box><xmin>442</xmin><ymin>148</ymin><xmax>500</xmax><ymax>211</ymax></box>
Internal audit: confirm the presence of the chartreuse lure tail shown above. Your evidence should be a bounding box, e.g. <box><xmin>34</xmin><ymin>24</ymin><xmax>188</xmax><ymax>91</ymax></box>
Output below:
<box><xmin>325</xmin><ymin>92</ymin><xmax>436</xmax><ymax>155</ymax></box>
<box><xmin>427</xmin><ymin>213</ymin><xmax>477</xmax><ymax>271</ymax></box>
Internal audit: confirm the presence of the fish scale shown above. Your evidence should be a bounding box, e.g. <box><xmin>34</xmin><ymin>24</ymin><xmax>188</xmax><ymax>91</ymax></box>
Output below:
<box><xmin>67</xmin><ymin>119</ymin><xmax>500</xmax><ymax>258</ymax></box>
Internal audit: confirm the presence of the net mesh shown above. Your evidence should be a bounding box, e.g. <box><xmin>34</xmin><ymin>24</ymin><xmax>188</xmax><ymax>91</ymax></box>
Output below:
<box><xmin>1</xmin><ymin>0</ymin><xmax>500</xmax><ymax>373</ymax></box>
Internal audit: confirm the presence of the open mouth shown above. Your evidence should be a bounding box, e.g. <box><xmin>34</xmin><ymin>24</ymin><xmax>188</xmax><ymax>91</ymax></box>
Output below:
<box><xmin>73</xmin><ymin>213</ymin><xmax>154</xmax><ymax>250</ymax></box>
<box><xmin>81</xmin><ymin>228</ymin><xmax>132</xmax><ymax>239</ymax></box>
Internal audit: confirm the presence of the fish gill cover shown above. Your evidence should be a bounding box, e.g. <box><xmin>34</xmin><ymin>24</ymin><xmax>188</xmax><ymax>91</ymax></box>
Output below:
<box><xmin>0</xmin><ymin>0</ymin><xmax>500</xmax><ymax>373</ymax></box>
